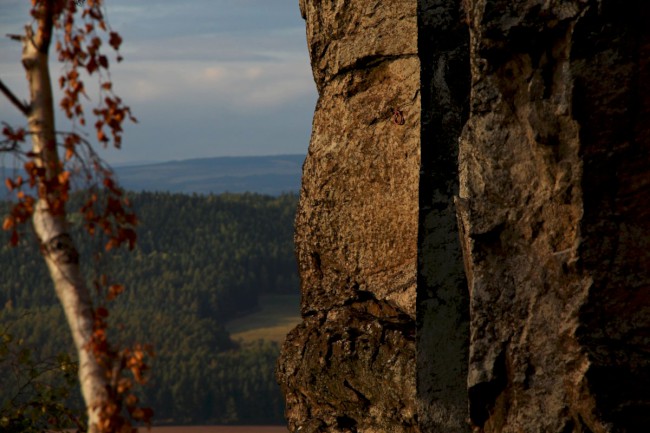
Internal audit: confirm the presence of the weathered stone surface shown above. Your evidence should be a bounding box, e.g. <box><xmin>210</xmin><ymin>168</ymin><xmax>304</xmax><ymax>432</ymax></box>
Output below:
<box><xmin>279</xmin><ymin>299</ymin><xmax>418</xmax><ymax>433</ymax></box>
<box><xmin>280</xmin><ymin>0</ymin><xmax>649</xmax><ymax>432</ymax></box>
<box><xmin>459</xmin><ymin>1</ymin><xmax>650</xmax><ymax>432</ymax></box>
<box><xmin>278</xmin><ymin>1</ymin><xmax>422</xmax><ymax>432</ymax></box>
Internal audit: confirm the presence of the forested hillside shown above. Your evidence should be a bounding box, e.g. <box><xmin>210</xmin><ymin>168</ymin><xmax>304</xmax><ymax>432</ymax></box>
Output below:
<box><xmin>0</xmin><ymin>191</ymin><xmax>299</xmax><ymax>425</ymax></box>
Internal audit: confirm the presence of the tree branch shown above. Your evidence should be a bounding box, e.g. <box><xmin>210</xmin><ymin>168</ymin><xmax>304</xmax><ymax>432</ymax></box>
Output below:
<box><xmin>0</xmin><ymin>79</ymin><xmax>30</xmax><ymax>116</ymax></box>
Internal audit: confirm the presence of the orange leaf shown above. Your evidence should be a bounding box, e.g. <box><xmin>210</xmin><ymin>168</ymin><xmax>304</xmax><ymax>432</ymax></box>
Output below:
<box><xmin>2</xmin><ymin>216</ymin><xmax>14</xmax><ymax>231</ymax></box>
<box><xmin>58</xmin><ymin>171</ymin><xmax>71</xmax><ymax>184</ymax></box>
<box><xmin>107</xmin><ymin>284</ymin><xmax>125</xmax><ymax>301</ymax></box>
<box><xmin>125</xmin><ymin>394</ymin><xmax>138</xmax><ymax>407</ymax></box>
<box><xmin>4</xmin><ymin>178</ymin><xmax>14</xmax><ymax>191</ymax></box>
<box><xmin>105</xmin><ymin>238</ymin><xmax>117</xmax><ymax>251</ymax></box>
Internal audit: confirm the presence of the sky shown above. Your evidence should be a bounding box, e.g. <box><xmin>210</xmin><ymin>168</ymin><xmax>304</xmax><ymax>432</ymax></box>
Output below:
<box><xmin>0</xmin><ymin>0</ymin><xmax>317</xmax><ymax>165</ymax></box>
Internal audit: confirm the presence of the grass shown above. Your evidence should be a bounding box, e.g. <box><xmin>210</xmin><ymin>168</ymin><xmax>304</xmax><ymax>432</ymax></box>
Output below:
<box><xmin>225</xmin><ymin>294</ymin><xmax>301</xmax><ymax>343</ymax></box>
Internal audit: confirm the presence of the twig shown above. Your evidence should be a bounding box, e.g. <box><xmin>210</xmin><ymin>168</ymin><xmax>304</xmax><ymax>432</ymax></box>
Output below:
<box><xmin>0</xmin><ymin>79</ymin><xmax>30</xmax><ymax>116</ymax></box>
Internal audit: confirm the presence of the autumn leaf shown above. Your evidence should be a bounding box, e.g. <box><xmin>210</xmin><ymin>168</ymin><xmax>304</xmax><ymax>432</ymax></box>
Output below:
<box><xmin>125</xmin><ymin>394</ymin><xmax>138</xmax><ymax>407</ymax></box>
<box><xmin>97</xmin><ymin>129</ymin><xmax>106</xmax><ymax>142</ymax></box>
<box><xmin>105</xmin><ymin>238</ymin><xmax>118</xmax><ymax>251</ymax></box>
<box><xmin>96</xmin><ymin>307</ymin><xmax>109</xmax><ymax>319</ymax></box>
<box><xmin>107</xmin><ymin>284</ymin><xmax>124</xmax><ymax>301</ymax></box>
<box><xmin>2</xmin><ymin>216</ymin><xmax>14</xmax><ymax>231</ymax></box>
<box><xmin>108</xmin><ymin>32</ymin><xmax>122</xmax><ymax>50</ymax></box>
<box><xmin>9</xmin><ymin>230</ymin><xmax>18</xmax><ymax>246</ymax></box>
<box><xmin>86</xmin><ymin>57</ymin><xmax>98</xmax><ymax>74</ymax></box>
<box><xmin>58</xmin><ymin>170</ymin><xmax>71</xmax><ymax>184</ymax></box>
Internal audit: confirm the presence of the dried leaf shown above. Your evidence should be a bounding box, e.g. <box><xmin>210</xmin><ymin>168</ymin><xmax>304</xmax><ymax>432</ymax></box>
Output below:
<box><xmin>107</xmin><ymin>284</ymin><xmax>125</xmax><ymax>301</ymax></box>
<box><xmin>9</xmin><ymin>230</ymin><xmax>18</xmax><ymax>246</ymax></box>
<box><xmin>96</xmin><ymin>307</ymin><xmax>109</xmax><ymax>319</ymax></box>
<box><xmin>2</xmin><ymin>216</ymin><xmax>14</xmax><ymax>231</ymax></box>
<box><xmin>108</xmin><ymin>32</ymin><xmax>122</xmax><ymax>50</ymax></box>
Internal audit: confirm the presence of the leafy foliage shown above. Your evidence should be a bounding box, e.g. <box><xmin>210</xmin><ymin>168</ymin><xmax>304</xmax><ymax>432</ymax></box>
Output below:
<box><xmin>0</xmin><ymin>323</ymin><xmax>84</xmax><ymax>432</ymax></box>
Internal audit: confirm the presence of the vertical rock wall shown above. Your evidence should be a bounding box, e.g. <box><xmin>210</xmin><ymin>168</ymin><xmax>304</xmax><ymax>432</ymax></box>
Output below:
<box><xmin>459</xmin><ymin>1</ymin><xmax>650</xmax><ymax>432</ymax></box>
<box><xmin>279</xmin><ymin>0</ymin><xmax>649</xmax><ymax>432</ymax></box>
<box><xmin>277</xmin><ymin>1</ymin><xmax>422</xmax><ymax>432</ymax></box>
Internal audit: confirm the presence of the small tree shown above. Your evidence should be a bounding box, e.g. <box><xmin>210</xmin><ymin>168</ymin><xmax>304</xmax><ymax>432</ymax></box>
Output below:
<box><xmin>0</xmin><ymin>1</ymin><xmax>151</xmax><ymax>432</ymax></box>
<box><xmin>0</xmin><ymin>323</ymin><xmax>83</xmax><ymax>432</ymax></box>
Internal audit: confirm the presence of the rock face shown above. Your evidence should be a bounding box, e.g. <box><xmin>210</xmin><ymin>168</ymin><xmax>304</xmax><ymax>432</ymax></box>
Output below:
<box><xmin>278</xmin><ymin>1</ymin><xmax>472</xmax><ymax>432</ymax></box>
<box><xmin>459</xmin><ymin>1</ymin><xmax>650</xmax><ymax>432</ymax></box>
<box><xmin>277</xmin><ymin>1</ymin><xmax>423</xmax><ymax>432</ymax></box>
<box><xmin>279</xmin><ymin>0</ymin><xmax>650</xmax><ymax>432</ymax></box>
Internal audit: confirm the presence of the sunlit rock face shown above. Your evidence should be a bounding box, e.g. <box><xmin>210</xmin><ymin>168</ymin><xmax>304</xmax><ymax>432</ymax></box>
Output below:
<box><xmin>277</xmin><ymin>1</ymin><xmax>471</xmax><ymax>432</ymax></box>
<box><xmin>278</xmin><ymin>0</ymin><xmax>650</xmax><ymax>432</ymax></box>
<box><xmin>459</xmin><ymin>1</ymin><xmax>650</xmax><ymax>432</ymax></box>
<box><xmin>277</xmin><ymin>1</ymin><xmax>422</xmax><ymax>432</ymax></box>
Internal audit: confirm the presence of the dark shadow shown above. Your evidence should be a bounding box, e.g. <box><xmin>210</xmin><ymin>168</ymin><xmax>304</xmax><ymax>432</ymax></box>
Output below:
<box><xmin>416</xmin><ymin>1</ymin><xmax>471</xmax><ymax>432</ymax></box>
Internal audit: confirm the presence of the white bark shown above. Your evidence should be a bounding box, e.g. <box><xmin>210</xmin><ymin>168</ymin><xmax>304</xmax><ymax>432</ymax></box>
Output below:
<box><xmin>21</xmin><ymin>11</ymin><xmax>108</xmax><ymax>433</ymax></box>
<box><xmin>32</xmin><ymin>203</ymin><xmax>107</xmax><ymax>433</ymax></box>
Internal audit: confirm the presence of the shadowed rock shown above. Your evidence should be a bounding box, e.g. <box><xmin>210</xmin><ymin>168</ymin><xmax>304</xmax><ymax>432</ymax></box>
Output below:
<box><xmin>459</xmin><ymin>1</ymin><xmax>650</xmax><ymax>431</ymax></box>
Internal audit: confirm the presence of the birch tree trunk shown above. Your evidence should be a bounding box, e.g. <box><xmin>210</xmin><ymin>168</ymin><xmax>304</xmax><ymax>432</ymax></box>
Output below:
<box><xmin>22</xmin><ymin>6</ymin><xmax>108</xmax><ymax>433</ymax></box>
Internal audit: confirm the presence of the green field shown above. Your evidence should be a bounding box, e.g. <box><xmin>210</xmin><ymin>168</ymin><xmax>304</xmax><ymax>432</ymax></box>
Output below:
<box><xmin>226</xmin><ymin>294</ymin><xmax>302</xmax><ymax>343</ymax></box>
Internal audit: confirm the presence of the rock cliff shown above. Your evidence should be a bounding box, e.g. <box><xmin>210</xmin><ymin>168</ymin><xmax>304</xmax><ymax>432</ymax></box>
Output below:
<box><xmin>278</xmin><ymin>1</ymin><xmax>423</xmax><ymax>432</ymax></box>
<box><xmin>278</xmin><ymin>1</ymin><xmax>650</xmax><ymax>432</ymax></box>
<box><xmin>459</xmin><ymin>1</ymin><xmax>650</xmax><ymax>431</ymax></box>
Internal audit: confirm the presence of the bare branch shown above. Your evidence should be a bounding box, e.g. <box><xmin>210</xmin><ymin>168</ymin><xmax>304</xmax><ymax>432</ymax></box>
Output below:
<box><xmin>6</xmin><ymin>34</ymin><xmax>23</xmax><ymax>42</ymax></box>
<box><xmin>0</xmin><ymin>79</ymin><xmax>30</xmax><ymax>116</ymax></box>
<box><xmin>0</xmin><ymin>141</ymin><xmax>20</xmax><ymax>153</ymax></box>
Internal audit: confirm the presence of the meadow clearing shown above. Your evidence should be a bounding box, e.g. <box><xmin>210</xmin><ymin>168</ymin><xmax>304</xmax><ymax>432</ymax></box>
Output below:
<box><xmin>225</xmin><ymin>294</ymin><xmax>302</xmax><ymax>343</ymax></box>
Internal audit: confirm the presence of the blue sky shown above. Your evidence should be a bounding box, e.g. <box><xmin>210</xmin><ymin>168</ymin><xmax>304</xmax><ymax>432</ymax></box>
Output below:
<box><xmin>0</xmin><ymin>0</ymin><xmax>316</xmax><ymax>164</ymax></box>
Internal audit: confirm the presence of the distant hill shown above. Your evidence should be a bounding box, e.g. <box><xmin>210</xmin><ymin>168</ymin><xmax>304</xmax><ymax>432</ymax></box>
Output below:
<box><xmin>113</xmin><ymin>154</ymin><xmax>305</xmax><ymax>195</ymax></box>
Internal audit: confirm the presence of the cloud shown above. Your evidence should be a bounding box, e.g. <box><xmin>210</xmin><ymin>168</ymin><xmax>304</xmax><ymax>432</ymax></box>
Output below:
<box><xmin>0</xmin><ymin>0</ymin><xmax>316</xmax><ymax>164</ymax></box>
<box><xmin>108</xmin><ymin>51</ymin><xmax>314</xmax><ymax>110</ymax></box>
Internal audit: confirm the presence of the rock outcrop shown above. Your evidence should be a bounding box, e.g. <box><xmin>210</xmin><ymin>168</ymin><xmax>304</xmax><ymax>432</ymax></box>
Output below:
<box><xmin>278</xmin><ymin>1</ymin><xmax>423</xmax><ymax>432</ymax></box>
<box><xmin>278</xmin><ymin>1</ymin><xmax>471</xmax><ymax>432</ymax></box>
<box><xmin>279</xmin><ymin>0</ymin><xmax>650</xmax><ymax>432</ymax></box>
<box><xmin>459</xmin><ymin>0</ymin><xmax>650</xmax><ymax>432</ymax></box>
